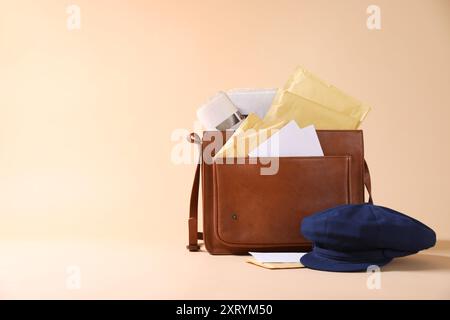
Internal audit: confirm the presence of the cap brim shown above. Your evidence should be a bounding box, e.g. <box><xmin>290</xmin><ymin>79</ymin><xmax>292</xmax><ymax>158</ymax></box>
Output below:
<box><xmin>300</xmin><ymin>252</ymin><xmax>392</xmax><ymax>272</ymax></box>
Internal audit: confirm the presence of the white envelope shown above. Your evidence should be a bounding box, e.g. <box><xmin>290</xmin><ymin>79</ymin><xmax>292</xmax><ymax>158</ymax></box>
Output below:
<box><xmin>249</xmin><ymin>252</ymin><xmax>306</xmax><ymax>263</ymax></box>
<box><xmin>226</xmin><ymin>88</ymin><xmax>277</xmax><ymax>119</ymax></box>
<box><xmin>248</xmin><ymin>121</ymin><xmax>324</xmax><ymax>157</ymax></box>
<box><xmin>197</xmin><ymin>91</ymin><xmax>241</xmax><ymax>130</ymax></box>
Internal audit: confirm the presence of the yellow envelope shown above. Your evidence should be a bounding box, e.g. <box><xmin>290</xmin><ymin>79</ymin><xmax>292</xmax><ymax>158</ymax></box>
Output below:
<box><xmin>214</xmin><ymin>94</ymin><xmax>358</xmax><ymax>158</ymax></box>
<box><xmin>272</xmin><ymin>67</ymin><xmax>371</xmax><ymax>123</ymax></box>
<box><xmin>264</xmin><ymin>91</ymin><xmax>360</xmax><ymax>130</ymax></box>
<box><xmin>215</xmin><ymin>94</ymin><xmax>360</xmax><ymax>158</ymax></box>
<box><xmin>214</xmin><ymin>67</ymin><xmax>370</xmax><ymax>158</ymax></box>
<box><xmin>246</xmin><ymin>258</ymin><xmax>304</xmax><ymax>269</ymax></box>
<box><xmin>214</xmin><ymin>118</ymin><xmax>287</xmax><ymax>158</ymax></box>
<box><xmin>214</xmin><ymin>113</ymin><xmax>263</xmax><ymax>159</ymax></box>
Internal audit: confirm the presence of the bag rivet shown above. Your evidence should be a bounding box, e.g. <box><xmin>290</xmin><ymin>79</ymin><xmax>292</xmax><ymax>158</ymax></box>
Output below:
<box><xmin>231</xmin><ymin>213</ymin><xmax>238</xmax><ymax>220</ymax></box>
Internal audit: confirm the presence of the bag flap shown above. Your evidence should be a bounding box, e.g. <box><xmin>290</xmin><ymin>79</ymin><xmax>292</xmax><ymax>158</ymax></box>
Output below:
<box><xmin>213</xmin><ymin>156</ymin><xmax>351</xmax><ymax>246</ymax></box>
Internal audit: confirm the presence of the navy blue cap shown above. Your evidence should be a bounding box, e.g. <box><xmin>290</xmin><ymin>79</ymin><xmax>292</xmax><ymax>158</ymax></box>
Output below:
<box><xmin>300</xmin><ymin>204</ymin><xmax>436</xmax><ymax>272</ymax></box>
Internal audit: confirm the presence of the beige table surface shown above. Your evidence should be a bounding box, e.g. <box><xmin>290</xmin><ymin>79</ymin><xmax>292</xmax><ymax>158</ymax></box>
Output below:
<box><xmin>0</xmin><ymin>240</ymin><xmax>449</xmax><ymax>299</ymax></box>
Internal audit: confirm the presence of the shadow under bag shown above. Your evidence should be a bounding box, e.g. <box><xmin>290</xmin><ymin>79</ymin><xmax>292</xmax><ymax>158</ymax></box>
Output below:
<box><xmin>187</xmin><ymin>130</ymin><xmax>373</xmax><ymax>254</ymax></box>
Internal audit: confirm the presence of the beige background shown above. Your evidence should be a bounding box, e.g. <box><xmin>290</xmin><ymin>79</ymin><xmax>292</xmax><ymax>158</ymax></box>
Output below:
<box><xmin>0</xmin><ymin>0</ymin><xmax>449</xmax><ymax>299</ymax></box>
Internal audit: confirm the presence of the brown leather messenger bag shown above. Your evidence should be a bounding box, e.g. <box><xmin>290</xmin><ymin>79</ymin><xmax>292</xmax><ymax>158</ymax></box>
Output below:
<box><xmin>187</xmin><ymin>130</ymin><xmax>373</xmax><ymax>254</ymax></box>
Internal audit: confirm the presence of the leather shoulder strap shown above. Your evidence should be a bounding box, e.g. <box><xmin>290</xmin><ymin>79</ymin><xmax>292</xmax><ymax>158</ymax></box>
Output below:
<box><xmin>186</xmin><ymin>133</ymin><xmax>203</xmax><ymax>251</ymax></box>
<box><xmin>364</xmin><ymin>159</ymin><xmax>374</xmax><ymax>204</ymax></box>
